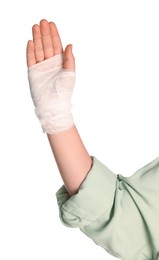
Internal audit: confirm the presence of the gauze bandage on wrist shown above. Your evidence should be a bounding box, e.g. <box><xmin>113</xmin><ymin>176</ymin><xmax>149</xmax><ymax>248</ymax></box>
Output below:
<box><xmin>28</xmin><ymin>54</ymin><xmax>75</xmax><ymax>134</ymax></box>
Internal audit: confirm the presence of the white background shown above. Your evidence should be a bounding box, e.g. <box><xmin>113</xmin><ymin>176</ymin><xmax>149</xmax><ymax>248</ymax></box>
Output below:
<box><xmin>0</xmin><ymin>0</ymin><xmax>159</xmax><ymax>259</ymax></box>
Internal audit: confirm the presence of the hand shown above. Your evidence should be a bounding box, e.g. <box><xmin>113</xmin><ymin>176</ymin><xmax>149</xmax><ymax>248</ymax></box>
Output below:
<box><xmin>27</xmin><ymin>19</ymin><xmax>76</xmax><ymax>134</ymax></box>
<box><xmin>26</xmin><ymin>19</ymin><xmax>75</xmax><ymax>70</ymax></box>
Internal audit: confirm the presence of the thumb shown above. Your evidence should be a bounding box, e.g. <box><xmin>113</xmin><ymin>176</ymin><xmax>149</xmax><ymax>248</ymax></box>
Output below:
<box><xmin>63</xmin><ymin>44</ymin><xmax>75</xmax><ymax>70</ymax></box>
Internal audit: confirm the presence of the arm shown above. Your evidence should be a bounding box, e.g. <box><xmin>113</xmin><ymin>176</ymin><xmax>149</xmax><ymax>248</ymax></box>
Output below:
<box><xmin>47</xmin><ymin>126</ymin><xmax>92</xmax><ymax>196</ymax></box>
<box><xmin>27</xmin><ymin>19</ymin><xmax>92</xmax><ymax>196</ymax></box>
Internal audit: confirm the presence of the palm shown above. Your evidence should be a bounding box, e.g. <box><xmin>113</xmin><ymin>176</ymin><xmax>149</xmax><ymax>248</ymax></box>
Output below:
<box><xmin>26</xmin><ymin>19</ymin><xmax>75</xmax><ymax>70</ymax></box>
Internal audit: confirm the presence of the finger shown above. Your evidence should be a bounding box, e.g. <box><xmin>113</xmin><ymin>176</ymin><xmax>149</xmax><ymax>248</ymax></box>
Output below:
<box><xmin>49</xmin><ymin>22</ymin><xmax>63</xmax><ymax>55</ymax></box>
<box><xmin>32</xmin><ymin>24</ymin><xmax>44</xmax><ymax>63</ymax></box>
<box><xmin>40</xmin><ymin>19</ymin><xmax>54</xmax><ymax>59</ymax></box>
<box><xmin>63</xmin><ymin>44</ymin><xmax>75</xmax><ymax>70</ymax></box>
<box><xmin>26</xmin><ymin>40</ymin><xmax>36</xmax><ymax>67</ymax></box>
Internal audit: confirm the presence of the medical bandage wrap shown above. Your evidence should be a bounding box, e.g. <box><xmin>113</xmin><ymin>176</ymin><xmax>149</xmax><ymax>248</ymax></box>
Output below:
<box><xmin>28</xmin><ymin>54</ymin><xmax>75</xmax><ymax>134</ymax></box>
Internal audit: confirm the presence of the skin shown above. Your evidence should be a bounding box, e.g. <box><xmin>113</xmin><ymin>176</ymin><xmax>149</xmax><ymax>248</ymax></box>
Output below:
<box><xmin>26</xmin><ymin>19</ymin><xmax>93</xmax><ymax>196</ymax></box>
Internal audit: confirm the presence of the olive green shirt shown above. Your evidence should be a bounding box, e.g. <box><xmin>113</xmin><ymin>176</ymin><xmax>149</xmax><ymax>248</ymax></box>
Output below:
<box><xmin>56</xmin><ymin>156</ymin><xmax>159</xmax><ymax>260</ymax></box>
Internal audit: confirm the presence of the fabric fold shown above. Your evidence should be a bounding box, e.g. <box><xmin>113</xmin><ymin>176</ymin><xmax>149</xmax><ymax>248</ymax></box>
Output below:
<box><xmin>55</xmin><ymin>155</ymin><xmax>159</xmax><ymax>260</ymax></box>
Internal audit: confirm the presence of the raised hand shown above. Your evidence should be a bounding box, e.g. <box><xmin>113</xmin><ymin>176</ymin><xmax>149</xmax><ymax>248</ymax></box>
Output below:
<box><xmin>26</xmin><ymin>19</ymin><xmax>92</xmax><ymax>196</ymax></box>
<box><xmin>26</xmin><ymin>19</ymin><xmax>75</xmax><ymax>70</ymax></box>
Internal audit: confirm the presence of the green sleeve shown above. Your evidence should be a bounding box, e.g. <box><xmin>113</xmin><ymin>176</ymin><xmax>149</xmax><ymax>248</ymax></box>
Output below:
<box><xmin>56</xmin><ymin>155</ymin><xmax>159</xmax><ymax>260</ymax></box>
<box><xmin>56</xmin><ymin>156</ymin><xmax>117</xmax><ymax>227</ymax></box>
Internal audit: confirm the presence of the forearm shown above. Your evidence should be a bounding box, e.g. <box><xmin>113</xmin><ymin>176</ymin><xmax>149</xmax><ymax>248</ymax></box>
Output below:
<box><xmin>47</xmin><ymin>125</ymin><xmax>93</xmax><ymax>196</ymax></box>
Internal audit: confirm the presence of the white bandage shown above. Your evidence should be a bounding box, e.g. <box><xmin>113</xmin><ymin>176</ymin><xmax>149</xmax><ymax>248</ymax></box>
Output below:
<box><xmin>28</xmin><ymin>54</ymin><xmax>75</xmax><ymax>134</ymax></box>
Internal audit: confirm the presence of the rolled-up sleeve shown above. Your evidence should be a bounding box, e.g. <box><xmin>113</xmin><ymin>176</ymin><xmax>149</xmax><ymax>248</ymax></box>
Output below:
<box><xmin>56</xmin><ymin>156</ymin><xmax>117</xmax><ymax>228</ymax></box>
<box><xmin>55</xmin><ymin>155</ymin><xmax>159</xmax><ymax>260</ymax></box>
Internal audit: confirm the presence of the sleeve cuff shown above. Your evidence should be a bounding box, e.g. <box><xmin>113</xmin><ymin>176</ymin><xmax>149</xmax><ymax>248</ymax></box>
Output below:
<box><xmin>56</xmin><ymin>156</ymin><xmax>117</xmax><ymax>228</ymax></box>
